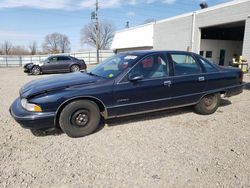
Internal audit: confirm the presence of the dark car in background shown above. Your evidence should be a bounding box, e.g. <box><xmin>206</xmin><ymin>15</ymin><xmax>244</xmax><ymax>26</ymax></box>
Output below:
<box><xmin>10</xmin><ymin>51</ymin><xmax>244</xmax><ymax>138</ymax></box>
<box><xmin>24</xmin><ymin>55</ymin><xmax>87</xmax><ymax>75</ymax></box>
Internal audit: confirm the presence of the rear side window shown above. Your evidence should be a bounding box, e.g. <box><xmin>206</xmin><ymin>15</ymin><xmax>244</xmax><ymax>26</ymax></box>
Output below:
<box><xmin>171</xmin><ymin>54</ymin><xmax>200</xmax><ymax>76</ymax></box>
<box><xmin>58</xmin><ymin>56</ymin><xmax>70</xmax><ymax>61</ymax></box>
<box><xmin>199</xmin><ymin>57</ymin><xmax>218</xmax><ymax>73</ymax></box>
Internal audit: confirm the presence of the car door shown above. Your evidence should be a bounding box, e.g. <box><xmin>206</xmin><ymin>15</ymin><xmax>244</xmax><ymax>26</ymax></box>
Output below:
<box><xmin>168</xmin><ymin>52</ymin><xmax>206</xmax><ymax>106</ymax></box>
<box><xmin>57</xmin><ymin>56</ymin><xmax>71</xmax><ymax>71</ymax></box>
<box><xmin>112</xmin><ymin>53</ymin><xmax>173</xmax><ymax>116</ymax></box>
<box><xmin>42</xmin><ymin>56</ymin><xmax>58</xmax><ymax>72</ymax></box>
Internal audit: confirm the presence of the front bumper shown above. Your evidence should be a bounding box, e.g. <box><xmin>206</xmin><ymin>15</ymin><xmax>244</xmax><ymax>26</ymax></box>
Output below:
<box><xmin>9</xmin><ymin>98</ymin><xmax>55</xmax><ymax>130</ymax></box>
<box><xmin>24</xmin><ymin>68</ymin><xmax>31</xmax><ymax>73</ymax></box>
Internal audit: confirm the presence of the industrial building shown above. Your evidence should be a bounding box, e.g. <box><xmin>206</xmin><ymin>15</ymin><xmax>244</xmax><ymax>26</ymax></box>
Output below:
<box><xmin>111</xmin><ymin>0</ymin><xmax>250</xmax><ymax>66</ymax></box>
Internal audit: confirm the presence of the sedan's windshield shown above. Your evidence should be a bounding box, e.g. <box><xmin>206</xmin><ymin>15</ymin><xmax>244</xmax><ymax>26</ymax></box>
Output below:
<box><xmin>42</xmin><ymin>57</ymin><xmax>50</xmax><ymax>62</ymax></box>
<box><xmin>88</xmin><ymin>54</ymin><xmax>138</xmax><ymax>79</ymax></box>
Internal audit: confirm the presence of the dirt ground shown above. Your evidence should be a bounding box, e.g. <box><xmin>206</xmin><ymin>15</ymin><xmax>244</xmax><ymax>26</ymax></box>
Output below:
<box><xmin>0</xmin><ymin>68</ymin><xmax>250</xmax><ymax>188</ymax></box>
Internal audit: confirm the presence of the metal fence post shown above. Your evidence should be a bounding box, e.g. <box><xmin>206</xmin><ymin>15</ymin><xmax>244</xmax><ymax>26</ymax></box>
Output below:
<box><xmin>5</xmin><ymin>56</ymin><xmax>8</xmax><ymax>67</ymax></box>
<box><xmin>19</xmin><ymin>56</ymin><xmax>22</xmax><ymax>67</ymax></box>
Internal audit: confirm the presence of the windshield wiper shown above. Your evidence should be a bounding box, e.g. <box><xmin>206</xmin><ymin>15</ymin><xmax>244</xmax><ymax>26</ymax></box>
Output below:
<box><xmin>87</xmin><ymin>72</ymin><xmax>106</xmax><ymax>79</ymax></box>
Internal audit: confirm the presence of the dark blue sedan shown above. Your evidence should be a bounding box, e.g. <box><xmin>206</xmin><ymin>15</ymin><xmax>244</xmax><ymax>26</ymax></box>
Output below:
<box><xmin>10</xmin><ymin>51</ymin><xmax>244</xmax><ymax>137</ymax></box>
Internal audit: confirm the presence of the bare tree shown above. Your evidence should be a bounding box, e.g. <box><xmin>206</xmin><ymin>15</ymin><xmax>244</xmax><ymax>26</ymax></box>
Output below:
<box><xmin>81</xmin><ymin>21</ymin><xmax>115</xmax><ymax>50</ymax></box>
<box><xmin>11</xmin><ymin>45</ymin><xmax>30</xmax><ymax>55</ymax></box>
<box><xmin>43</xmin><ymin>33</ymin><xmax>70</xmax><ymax>54</ymax></box>
<box><xmin>59</xmin><ymin>35</ymin><xmax>70</xmax><ymax>53</ymax></box>
<box><xmin>2</xmin><ymin>41</ymin><xmax>12</xmax><ymax>55</ymax></box>
<box><xmin>29</xmin><ymin>41</ymin><xmax>38</xmax><ymax>55</ymax></box>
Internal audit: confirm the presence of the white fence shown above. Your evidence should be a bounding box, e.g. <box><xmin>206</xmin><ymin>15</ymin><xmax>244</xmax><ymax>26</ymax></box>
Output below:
<box><xmin>0</xmin><ymin>50</ymin><xmax>114</xmax><ymax>67</ymax></box>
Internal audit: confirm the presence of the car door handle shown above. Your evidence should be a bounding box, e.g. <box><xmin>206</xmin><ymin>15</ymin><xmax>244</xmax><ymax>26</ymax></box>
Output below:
<box><xmin>198</xmin><ymin>76</ymin><xmax>205</xmax><ymax>82</ymax></box>
<box><xmin>164</xmin><ymin>80</ymin><xmax>172</xmax><ymax>87</ymax></box>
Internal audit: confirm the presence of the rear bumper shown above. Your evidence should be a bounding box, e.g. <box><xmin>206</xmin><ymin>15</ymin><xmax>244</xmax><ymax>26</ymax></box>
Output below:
<box><xmin>225</xmin><ymin>83</ymin><xmax>245</xmax><ymax>97</ymax></box>
<box><xmin>9</xmin><ymin>98</ymin><xmax>55</xmax><ymax>130</ymax></box>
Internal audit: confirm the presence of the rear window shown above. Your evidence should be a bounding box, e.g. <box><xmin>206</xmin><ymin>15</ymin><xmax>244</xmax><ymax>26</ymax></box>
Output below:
<box><xmin>199</xmin><ymin>57</ymin><xmax>218</xmax><ymax>73</ymax></box>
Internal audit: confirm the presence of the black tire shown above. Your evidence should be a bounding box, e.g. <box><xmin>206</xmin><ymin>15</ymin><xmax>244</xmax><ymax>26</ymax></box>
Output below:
<box><xmin>70</xmin><ymin>65</ymin><xmax>80</xmax><ymax>72</ymax></box>
<box><xmin>31</xmin><ymin>66</ymin><xmax>41</xmax><ymax>75</ymax></box>
<box><xmin>194</xmin><ymin>93</ymin><xmax>221</xmax><ymax>115</ymax></box>
<box><xmin>59</xmin><ymin>100</ymin><xmax>100</xmax><ymax>138</ymax></box>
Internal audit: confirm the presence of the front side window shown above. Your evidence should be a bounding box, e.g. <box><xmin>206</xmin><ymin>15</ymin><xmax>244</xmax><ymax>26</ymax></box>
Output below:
<box><xmin>128</xmin><ymin>54</ymin><xmax>168</xmax><ymax>80</ymax></box>
<box><xmin>49</xmin><ymin>57</ymin><xmax>58</xmax><ymax>62</ymax></box>
<box><xmin>171</xmin><ymin>54</ymin><xmax>200</xmax><ymax>76</ymax></box>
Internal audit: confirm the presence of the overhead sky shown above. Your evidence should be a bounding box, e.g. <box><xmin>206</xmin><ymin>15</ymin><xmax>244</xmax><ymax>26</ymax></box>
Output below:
<box><xmin>0</xmin><ymin>0</ymin><xmax>229</xmax><ymax>52</ymax></box>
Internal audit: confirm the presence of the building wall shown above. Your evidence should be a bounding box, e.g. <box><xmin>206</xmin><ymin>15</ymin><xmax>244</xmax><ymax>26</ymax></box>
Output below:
<box><xmin>242</xmin><ymin>16</ymin><xmax>250</xmax><ymax>63</ymax></box>
<box><xmin>200</xmin><ymin>39</ymin><xmax>243</xmax><ymax>66</ymax></box>
<box><xmin>193</xmin><ymin>0</ymin><xmax>250</xmax><ymax>54</ymax></box>
<box><xmin>112</xmin><ymin>0</ymin><xmax>250</xmax><ymax>64</ymax></box>
<box><xmin>153</xmin><ymin>14</ymin><xmax>193</xmax><ymax>51</ymax></box>
<box><xmin>111</xmin><ymin>23</ymin><xmax>154</xmax><ymax>50</ymax></box>
<box><xmin>116</xmin><ymin>47</ymin><xmax>153</xmax><ymax>53</ymax></box>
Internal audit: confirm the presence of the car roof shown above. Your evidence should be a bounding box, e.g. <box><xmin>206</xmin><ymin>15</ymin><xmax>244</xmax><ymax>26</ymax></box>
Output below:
<box><xmin>50</xmin><ymin>55</ymin><xmax>72</xmax><ymax>58</ymax></box>
<box><xmin>120</xmin><ymin>50</ymin><xmax>197</xmax><ymax>56</ymax></box>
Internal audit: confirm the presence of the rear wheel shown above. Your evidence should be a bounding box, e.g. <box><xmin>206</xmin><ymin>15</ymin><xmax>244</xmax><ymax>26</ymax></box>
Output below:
<box><xmin>70</xmin><ymin>65</ymin><xmax>80</xmax><ymax>72</ymax></box>
<box><xmin>59</xmin><ymin>100</ymin><xmax>100</xmax><ymax>138</ymax></box>
<box><xmin>194</xmin><ymin>93</ymin><xmax>221</xmax><ymax>115</ymax></box>
<box><xmin>31</xmin><ymin>66</ymin><xmax>41</xmax><ymax>75</ymax></box>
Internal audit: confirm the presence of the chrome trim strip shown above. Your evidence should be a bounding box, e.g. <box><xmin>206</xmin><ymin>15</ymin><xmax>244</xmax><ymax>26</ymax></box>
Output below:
<box><xmin>107</xmin><ymin>102</ymin><xmax>197</xmax><ymax>119</ymax></box>
<box><xmin>107</xmin><ymin>92</ymin><xmax>203</xmax><ymax>109</ymax></box>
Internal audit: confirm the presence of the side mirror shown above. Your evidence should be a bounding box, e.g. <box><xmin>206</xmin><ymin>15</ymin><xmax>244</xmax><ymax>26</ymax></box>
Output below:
<box><xmin>129</xmin><ymin>74</ymin><xmax>143</xmax><ymax>82</ymax></box>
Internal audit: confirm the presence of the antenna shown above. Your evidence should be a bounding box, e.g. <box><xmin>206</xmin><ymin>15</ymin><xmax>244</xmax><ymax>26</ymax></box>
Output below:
<box><xmin>126</xmin><ymin>21</ymin><xmax>130</xmax><ymax>28</ymax></box>
<box><xmin>200</xmin><ymin>2</ymin><xmax>208</xmax><ymax>9</ymax></box>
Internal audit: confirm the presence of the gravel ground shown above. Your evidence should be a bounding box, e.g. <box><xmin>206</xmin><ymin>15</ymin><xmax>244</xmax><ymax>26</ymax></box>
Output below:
<box><xmin>0</xmin><ymin>68</ymin><xmax>250</xmax><ymax>188</ymax></box>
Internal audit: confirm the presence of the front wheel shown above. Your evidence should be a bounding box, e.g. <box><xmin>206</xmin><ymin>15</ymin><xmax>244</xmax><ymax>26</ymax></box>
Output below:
<box><xmin>31</xmin><ymin>66</ymin><xmax>41</xmax><ymax>75</ymax></box>
<box><xmin>194</xmin><ymin>93</ymin><xmax>221</xmax><ymax>115</ymax></box>
<box><xmin>59</xmin><ymin>100</ymin><xmax>100</xmax><ymax>138</ymax></box>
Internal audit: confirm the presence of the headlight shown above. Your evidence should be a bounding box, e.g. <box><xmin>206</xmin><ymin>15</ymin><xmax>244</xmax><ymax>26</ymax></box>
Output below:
<box><xmin>21</xmin><ymin>99</ymin><xmax>42</xmax><ymax>112</ymax></box>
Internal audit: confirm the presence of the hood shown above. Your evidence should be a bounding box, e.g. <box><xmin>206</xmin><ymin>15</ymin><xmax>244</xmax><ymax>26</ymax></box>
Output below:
<box><xmin>20</xmin><ymin>72</ymin><xmax>100</xmax><ymax>98</ymax></box>
<box><xmin>24</xmin><ymin>62</ymin><xmax>34</xmax><ymax>68</ymax></box>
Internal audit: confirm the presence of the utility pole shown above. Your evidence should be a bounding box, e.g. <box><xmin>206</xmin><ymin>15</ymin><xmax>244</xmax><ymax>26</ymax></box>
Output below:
<box><xmin>91</xmin><ymin>0</ymin><xmax>100</xmax><ymax>63</ymax></box>
<box><xmin>95</xmin><ymin>0</ymin><xmax>100</xmax><ymax>64</ymax></box>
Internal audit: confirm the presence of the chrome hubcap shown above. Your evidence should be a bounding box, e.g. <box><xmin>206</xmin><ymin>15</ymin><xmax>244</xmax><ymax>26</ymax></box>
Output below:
<box><xmin>33</xmin><ymin>67</ymin><xmax>40</xmax><ymax>74</ymax></box>
<box><xmin>72</xmin><ymin>66</ymin><xmax>79</xmax><ymax>72</ymax></box>
<box><xmin>204</xmin><ymin>95</ymin><xmax>217</xmax><ymax>110</ymax></box>
<box><xmin>204</xmin><ymin>96</ymin><xmax>213</xmax><ymax>106</ymax></box>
